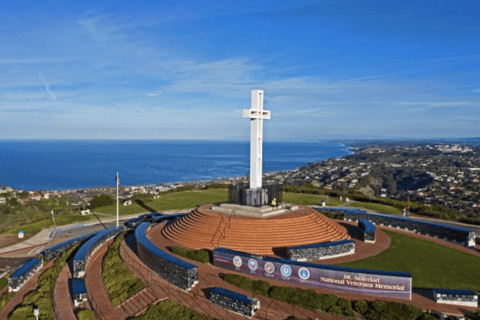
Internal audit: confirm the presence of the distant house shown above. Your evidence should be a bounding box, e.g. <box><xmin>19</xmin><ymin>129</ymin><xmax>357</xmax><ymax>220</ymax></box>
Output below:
<box><xmin>28</xmin><ymin>194</ymin><xmax>42</xmax><ymax>201</ymax></box>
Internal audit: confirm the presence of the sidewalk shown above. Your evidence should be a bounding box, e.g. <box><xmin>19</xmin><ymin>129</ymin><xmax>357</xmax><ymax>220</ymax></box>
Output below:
<box><xmin>0</xmin><ymin>209</ymin><xmax>194</xmax><ymax>257</ymax></box>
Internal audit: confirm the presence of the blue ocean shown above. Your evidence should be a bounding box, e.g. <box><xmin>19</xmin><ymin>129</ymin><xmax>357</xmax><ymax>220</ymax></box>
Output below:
<box><xmin>0</xmin><ymin>140</ymin><xmax>352</xmax><ymax>191</ymax></box>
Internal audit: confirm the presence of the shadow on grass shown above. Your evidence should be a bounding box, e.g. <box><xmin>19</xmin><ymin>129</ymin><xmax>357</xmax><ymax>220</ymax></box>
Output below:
<box><xmin>135</xmin><ymin>200</ymin><xmax>157</xmax><ymax>213</ymax></box>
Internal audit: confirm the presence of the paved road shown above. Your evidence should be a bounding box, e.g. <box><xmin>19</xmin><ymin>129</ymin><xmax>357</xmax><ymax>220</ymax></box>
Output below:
<box><xmin>0</xmin><ymin>209</ymin><xmax>194</xmax><ymax>258</ymax></box>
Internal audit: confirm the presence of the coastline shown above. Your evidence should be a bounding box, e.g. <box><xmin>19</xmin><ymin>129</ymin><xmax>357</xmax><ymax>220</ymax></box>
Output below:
<box><xmin>0</xmin><ymin>140</ymin><xmax>353</xmax><ymax>192</ymax></box>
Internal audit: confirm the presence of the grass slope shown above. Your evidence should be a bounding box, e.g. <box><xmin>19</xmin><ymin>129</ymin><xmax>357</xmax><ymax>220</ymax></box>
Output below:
<box><xmin>282</xmin><ymin>193</ymin><xmax>342</xmax><ymax>206</ymax></box>
<box><xmin>102</xmin><ymin>233</ymin><xmax>146</xmax><ymax>307</ymax></box>
<box><xmin>338</xmin><ymin>230</ymin><xmax>480</xmax><ymax>291</ymax></box>
<box><xmin>346</xmin><ymin>202</ymin><xmax>401</xmax><ymax>214</ymax></box>
<box><xmin>9</xmin><ymin>245</ymin><xmax>78</xmax><ymax>320</ymax></box>
<box><xmin>5</xmin><ymin>214</ymin><xmax>93</xmax><ymax>235</ymax></box>
<box><xmin>95</xmin><ymin>189</ymin><xmax>228</xmax><ymax>215</ymax></box>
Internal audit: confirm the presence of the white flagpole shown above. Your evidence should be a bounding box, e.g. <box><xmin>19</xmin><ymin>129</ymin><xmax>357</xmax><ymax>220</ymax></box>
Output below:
<box><xmin>116</xmin><ymin>171</ymin><xmax>119</xmax><ymax>227</ymax></box>
<box><xmin>51</xmin><ymin>210</ymin><xmax>56</xmax><ymax>230</ymax></box>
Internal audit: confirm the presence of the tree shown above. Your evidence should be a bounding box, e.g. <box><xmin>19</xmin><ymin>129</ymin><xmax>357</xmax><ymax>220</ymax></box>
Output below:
<box><xmin>90</xmin><ymin>194</ymin><xmax>114</xmax><ymax>209</ymax></box>
<box><xmin>9</xmin><ymin>198</ymin><xmax>17</xmax><ymax>206</ymax></box>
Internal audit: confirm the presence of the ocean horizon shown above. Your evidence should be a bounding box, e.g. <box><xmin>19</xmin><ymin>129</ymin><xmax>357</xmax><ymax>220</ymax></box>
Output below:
<box><xmin>0</xmin><ymin>140</ymin><xmax>352</xmax><ymax>191</ymax></box>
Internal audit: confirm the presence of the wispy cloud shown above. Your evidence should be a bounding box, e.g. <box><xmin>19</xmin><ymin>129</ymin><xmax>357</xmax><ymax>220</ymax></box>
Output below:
<box><xmin>35</xmin><ymin>67</ymin><xmax>57</xmax><ymax>101</ymax></box>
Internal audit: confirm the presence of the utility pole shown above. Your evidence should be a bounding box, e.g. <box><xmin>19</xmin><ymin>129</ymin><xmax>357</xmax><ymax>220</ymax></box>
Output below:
<box><xmin>116</xmin><ymin>171</ymin><xmax>120</xmax><ymax>227</ymax></box>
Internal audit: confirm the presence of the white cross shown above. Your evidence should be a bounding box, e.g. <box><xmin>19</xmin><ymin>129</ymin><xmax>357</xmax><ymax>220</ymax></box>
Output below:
<box><xmin>243</xmin><ymin>90</ymin><xmax>271</xmax><ymax>189</ymax></box>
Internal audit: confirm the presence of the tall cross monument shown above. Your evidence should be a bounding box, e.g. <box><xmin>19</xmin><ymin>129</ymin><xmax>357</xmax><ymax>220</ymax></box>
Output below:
<box><xmin>243</xmin><ymin>90</ymin><xmax>270</xmax><ymax>190</ymax></box>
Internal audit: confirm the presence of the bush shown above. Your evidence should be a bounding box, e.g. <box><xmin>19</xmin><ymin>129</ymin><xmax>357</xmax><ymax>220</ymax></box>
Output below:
<box><xmin>252</xmin><ymin>280</ymin><xmax>271</xmax><ymax>296</ymax></box>
<box><xmin>365</xmin><ymin>301</ymin><xmax>423</xmax><ymax>320</ymax></box>
<box><xmin>371</xmin><ymin>301</ymin><xmax>386</xmax><ymax>312</ymax></box>
<box><xmin>91</xmin><ymin>194</ymin><xmax>114</xmax><ymax>209</ymax></box>
<box><xmin>170</xmin><ymin>246</ymin><xmax>210</xmax><ymax>264</ymax></box>
<box><xmin>337</xmin><ymin>298</ymin><xmax>351</xmax><ymax>310</ymax></box>
<box><xmin>76</xmin><ymin>309</ymin><xmax>96</xmax><ymax>320</ymax></box>
<box><xmin>317</xmin><ymin>293</ymin><xmax>338</xmax><ymax>311</ymax></box>
<box><xmin>417</xmin><ymin>313</ymin><xmax>438</xmax><ymax>320</ymax></box>
<box><xmin>329</xmin><ymin>305</ymin><xmax>343</xmax><ymax>316</ymax></box>
<box><xmin>354</xmin><ymin>300</ymin><xmax>369</xmax><ymax>314</ymax></box>
<box><xmin>0</xmin><ymin>278</ymin><xmax>8</xmax><ymax>290</ymax></box>
<box><xmin>468</xmin><ymin>311</ymin><xmax>480</xmax><ymax>320</ymax></box>
<box><xmin>222</xmin><ymin>274</ymin><xmax>254</xmax><ymax>292</ymax></box>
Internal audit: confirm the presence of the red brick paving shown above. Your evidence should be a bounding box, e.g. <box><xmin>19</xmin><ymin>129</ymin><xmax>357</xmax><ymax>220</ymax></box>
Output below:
<box><xmin>151</xmin><ymin>220</ymin><xmax>480</xmax><ymax>317</ymax></box>
<box><xmin>84</xmin><ymin>239</ymin><xmax>128</xmax><ymax>320</ymax></box>
<box><xmin>0</xmin><ymin>260</ymin><xmax>54</xmax><ymax>319</ymax></box>
<box><xmin>53</xmin><ymin>264</ymin><xmax>77</xmax><ymax>320</ymax></box>
<box><xmin>147</xmin><ymin>223</ymin><xmax>343</xmax><ymax>320</ymax></box>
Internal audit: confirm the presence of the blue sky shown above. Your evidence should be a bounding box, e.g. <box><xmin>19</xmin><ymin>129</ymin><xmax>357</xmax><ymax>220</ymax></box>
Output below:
<box><xmin>1</xmin><ymin>0</ymin><xmax>479</xmax><ymax>140</ymax></box>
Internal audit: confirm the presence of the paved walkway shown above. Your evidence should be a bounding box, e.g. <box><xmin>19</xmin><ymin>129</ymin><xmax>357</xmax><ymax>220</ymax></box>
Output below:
<box><xmin>148</xmin><ymin>221</ymin><xmax>480</xmax><ymax>317</ymax></box>
<box><xmin>0</xmin><ymin>260</ymin><xmax>54</xmax><ymax>319</ymax></box>
<box><xmin>53</xmin><ymin>264</ymin><xmax>77</xmax><ymax>320</ymax></box>
<box><xmin>141</xmin><ymin>223</ymin><xmax>342</xmax><ymax>320</ymax></box>
<box><xmin>0</xmin><ymin>209</ymin><xmax>194</xmax><ymax>258</ymax></box>
<box><xmin>84</xmin><ymin>238</ymin><xmax>127</xmax><ymax>320</ymax></box>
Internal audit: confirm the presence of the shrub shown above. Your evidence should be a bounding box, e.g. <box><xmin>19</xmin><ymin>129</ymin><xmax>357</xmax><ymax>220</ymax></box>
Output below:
<box><xmin>417</xmin><ymin>313</ymin><xmax>438</xmax><ymax>320</ymax></box>
<box><xmin>269</xmin><ymin>286</ymin><xmax>297</xmax><ymax>304</ymax></box>
<box><xmin>0</xmin><ymin>278</ymin><xmax>8</xmax><ymax>290</ymax></box>
<box><xmin>329</xmin><ymin>305</ymin><xmax>343</xmax><ymax>316</ymax></box>
<box><xmin>371</xmin><ymin>301</ymin><xmax>386</xmax><ymax>312</ymax></box>
<box><xmin>252</xmin><ymin>280</ymin><xmax>271</xmax><ymax>296</ymax></box>
<box><xmin>76</xmin><ymin>309</ymin><xmax>96</xmax><ymax>320</ymax></box>
<box><xmin>222</xmin><ymin>274</ymin><xmax>254</xmax><ymax>292</ymax></box>
<box><xmin>170</xmin><ymin>246</ymin><xmax>210</xmax><ymax>264</ymax></box>
<box><xmin>354</xmin><ymin>300</ymin><xmax>369</xmax><ymax>314</ymax></box>
<box><xmin>468</xmin><ymin>311</ymin><xmax>480</xmax><ymax>320</ymax></box>
<box><xmin>317</xmin><ymin>293</ymin><xmax>338</xmax><ymax>311</ymax></box>
<box><xmin>343</xmin><ymin>307</ymin><xmax>355</xmax><ymax>317</ymax></box>
<box><xmin>337</xmin><ymin>298</ymin><xmax>351</xmax><ymax>310</ymax></box>
<box><xmin>91</xmin><ymin>194</ymin><xmax>114</xmax><ymax>209</ymax></box>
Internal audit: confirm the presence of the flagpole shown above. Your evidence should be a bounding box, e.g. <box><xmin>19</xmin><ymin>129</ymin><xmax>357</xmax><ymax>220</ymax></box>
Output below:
<box><xmin>116</xmin><ymin>171</ymin><xmax>119</xmax><ymax>227</ymax></box>
<box><xmin>51</xmin><ymin>210</ymin><xmax>56</xmax><ymax>230</ymax></box>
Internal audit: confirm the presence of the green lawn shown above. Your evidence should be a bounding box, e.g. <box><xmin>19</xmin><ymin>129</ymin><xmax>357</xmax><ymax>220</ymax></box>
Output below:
<box><xmin>94</xmin><ymin>189</ymin><xmax>228</xmax><ymax>215</ymax></box>
<box><xmin>5</xmin><ymin>214</ymin><xmax>93</xmax><ymax>235</ymax></box>
<box><xmin>283</xmin><ymin>192</ymin><xmax>342</xmax><ymax>206</ymax></box>
<box><xmin>346</xmin><ymin>202</ymin><xmax>401</xmax><ymax>214</ymax></box>
<box><xmin>337</xmin><ymin>230</ymin><xmax>480</xmax><ymax>291</ymax></box>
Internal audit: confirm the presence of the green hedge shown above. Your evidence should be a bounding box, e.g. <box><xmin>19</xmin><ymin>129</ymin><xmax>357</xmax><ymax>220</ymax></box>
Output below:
<box><xmin>170</xmin><ymin>246</ymin><xmax>210</xmax><ymax>264</ymax></box>
<box><xmin>9</xmin><ymin>245</ymin><xmax>78</xmax><ymax>320</ymax></box>
<box><xmin>0</xmin><ymin>277</ymin><xmax>8</xmax><ymax>291</ymax></box>
<box><xmin>130</xmin><ymin>299</ymin><xmax>214</xmax><ymax>320</ymax></box>
<box><xmin>102</xmin><ymin>233</ymin><xmax>146</xmax><ymax>307</ymax></box>
<box><xmin>76</xmin><ymin>309</ymin><xmax>96</xmax><ymax>320</ymax></box>
<box><xmin>222</xmin><ymin>273</ymin><xmax>432</xmax><ymax>319</ymax></box>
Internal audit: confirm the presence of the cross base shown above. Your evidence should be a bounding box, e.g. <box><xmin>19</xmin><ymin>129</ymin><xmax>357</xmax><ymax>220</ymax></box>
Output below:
<box><xmin>245</xmin><ymin>188</ymin><xmax>269</xmax><ymax>207</ymax></box>
<box><xmin>228</xmin><ymin>183</ymin><xmax>283</xmax><ymax>208</ymax></box>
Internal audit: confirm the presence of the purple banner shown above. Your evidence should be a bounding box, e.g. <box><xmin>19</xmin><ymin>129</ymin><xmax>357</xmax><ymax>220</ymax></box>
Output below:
<box><xmin>214</xmin><ymin>250</ymin><xmax>411</xmax><ymax>300</ymax></box>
